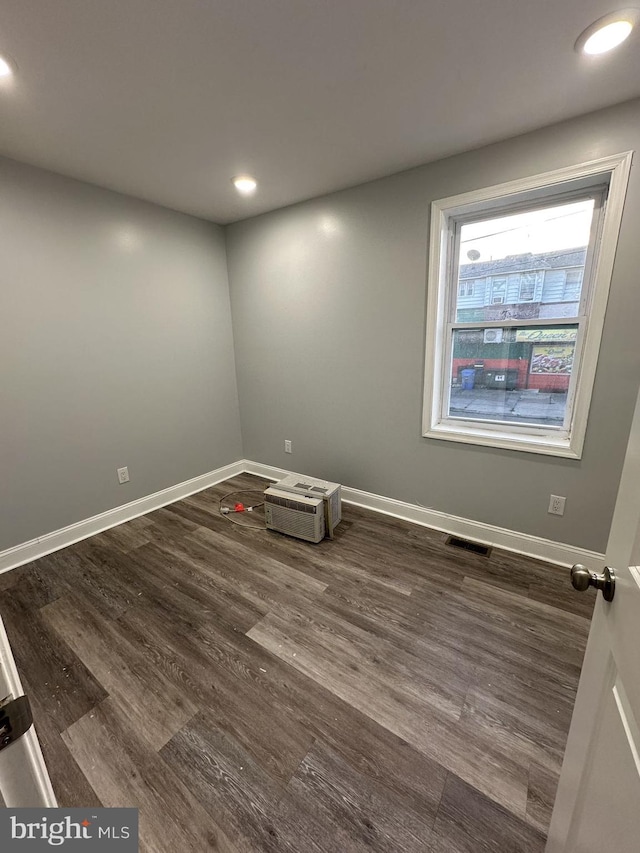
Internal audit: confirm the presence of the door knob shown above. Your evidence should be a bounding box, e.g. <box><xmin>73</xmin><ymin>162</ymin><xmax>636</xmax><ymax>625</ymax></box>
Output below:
<box><xmin>571</xmin><ymin>564</ymin><xmax>616</xmax><ymax>602</ymax></box>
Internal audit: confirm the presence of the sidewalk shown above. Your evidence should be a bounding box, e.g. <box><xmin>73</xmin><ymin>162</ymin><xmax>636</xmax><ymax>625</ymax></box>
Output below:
<box><xmin>450</xmin><ymin>387</ymin><xmax>567</xmax><ymax>426</ymax></box>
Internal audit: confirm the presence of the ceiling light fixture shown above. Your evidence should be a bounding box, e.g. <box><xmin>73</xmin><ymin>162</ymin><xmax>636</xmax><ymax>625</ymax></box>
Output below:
<box><xmin>576</xmin><ymin>9</ymin><xmax>638</xmax><ymax>55</ymax></box>
<box><xmin>0</xmin><ymin>54</ymin><xmax>15</xmax><ymax>77</ymax></box>
<box><xmin>232</xmin><ymin>175</ymin><xmax>257</xmax><ymax>196</ymax></box>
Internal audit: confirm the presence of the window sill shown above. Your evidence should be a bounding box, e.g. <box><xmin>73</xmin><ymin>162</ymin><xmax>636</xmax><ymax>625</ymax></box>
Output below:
<box><xmin>423</xmin><ymin>422</ymin><xmax>582</xmax><ymax>458</ymax></box>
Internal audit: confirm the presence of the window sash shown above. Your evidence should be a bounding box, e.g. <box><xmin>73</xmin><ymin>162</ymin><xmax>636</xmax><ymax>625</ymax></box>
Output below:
<box><xmin>439</xmin><ymin>318</ymin><xmax>587</xmax><ymax>438</ymax></box>
<box><xmin>448</xmin><ymin>187</ymin><xmax>606</xmax><ymax>326</ymax></box>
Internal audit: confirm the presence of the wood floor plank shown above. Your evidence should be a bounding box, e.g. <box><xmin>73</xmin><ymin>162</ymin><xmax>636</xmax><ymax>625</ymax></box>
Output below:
<box><xmin>410</xmin><ymin>584</ymin><xmax>584</xmax><ymax>703</ymax></box>
<box><xmin>428</xmin><ymin>774</ymin><xmax>546</xmax><ymax>853</ymax></box>
<box><xmin>28</xmin><ymin>692</ymin><xmax>102</xmax><ymax>808</ymax></box>
<box><xmin>116</xmin><ymin>602</ymin><xmax>316</xmax><ymax>787</ymax></box>
<box><xmin>160</xmin><ymin>714</ymin><xmax>293</xmax><ymax>853</ymax></box>
<box><xmin>248</xmin><ymin>596</ymin><xmax>470</xmax><ymax>720</ymax></box>
<box><xmin>167</xmin><ymin>524</ymin><xmax>329</xmax><ymax>610</ymax></box>
<box><xmin>163</xmin><ymin>714</ymin><xmax>436</xmax><ymax>853</ymax></box>
<box><xmin>126</xmin><ymin>540</ymin><xmax>265</xmax><ymax>634</ymax></box>
<box><xmin>91</xmin><ymin>515</ymin><xmax>156</xmax><ymax>554</ymax></box>
<box><xmin>315</xmin><ymin>576</ymin><xmax>579</xmax><ymax>780</ymax></box>
<box><xmin>0</xmin><ymin>590</ymin><xmax>107</xmax><ymax>732</ymax></box>
<box><xmin>316</xmin><ymin>580</ymin><xmax>477</xmax><ymax>698</ymax></box>
<box><xmin>144</xmin><ymin>504</ymin><xmax>200</xmax><ymax>535</ymax></box>
<box><xmin>341</xmin><ymin>506</ymin><xmax>537</xmax><ymax>596</ymax></box>
<box><xmin>63</xmin><ymin>699</ymin><xmax>238</xmax><ymax>853</ymax></box>
<box><xmin>117</xmin><ymin>589</ymin><xmax>448</xmax><ymax>826</ymax></box>
<box><xmin>0</xmin><ymin>472</ymin><xmax>591</xmax><ymax>851</ymax></box>
<box><xmin>41</xmin><ymin>593</ymin><xmax>198</xmax><ymax>750</ymax></box>
<box><xmin>459</xmin><ymin>575</ymin><xmax>590</xmax><ymax>669</ymax></box>
<box><xmin>283</xmin><ymin>740</ymin><xmax>435</xmax><ymax>851</ymax></box>
<box><xmin>247</xmin><ymin>604</ymin><xmax>531</xmax><ymax>817</ymax></box>
<box><xmin>0</xmin><ymin>561</ymin><xmax>62</xmax><ymax>606</ymax></box>
<box><xmin>175</xmin><ymin>486</ymin><xmax>417</xmax><ymax>596</ymax></box>
<box><xmin>526</xmin><ymin>761</ymin><xmax>560</xmax><ymax>835</ymax></box>
<box><xmin>527</xmin><ymin>575</ymin><xmax>596</xmax><ymax>619</ymax></box>
<box><xmin>37</xmin><ymin>541</ymin><xmax>144</xmax><ymax>621</ymax></box>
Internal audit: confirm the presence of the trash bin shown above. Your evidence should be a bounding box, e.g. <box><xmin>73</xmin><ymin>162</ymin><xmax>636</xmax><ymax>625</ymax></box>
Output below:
<box><xmin>485</xmin><ymin>369</ymin><xmax>519</xmax><ymax>390</ymax></box>
<box><xmin>460</xmin><ymin>368</ymin><xmax>476</xmax><ymax>390</ymax></box>
<box><xmin>504</xmin><ymin>369</ymin><xmax>519</xmax><ymax>391</ymax></box>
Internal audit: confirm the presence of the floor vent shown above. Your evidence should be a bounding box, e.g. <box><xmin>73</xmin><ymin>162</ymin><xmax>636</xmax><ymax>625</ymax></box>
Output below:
<box><xmin>445</xmin><ymin>535</ymin><xmax>492</xmax><ymax>557</ymax></box>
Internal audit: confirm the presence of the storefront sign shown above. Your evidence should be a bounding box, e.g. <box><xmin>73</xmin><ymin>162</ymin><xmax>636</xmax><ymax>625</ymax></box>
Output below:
<box><xmin>530</xmin><ymin>345</ymin><xmax>574</xmax><ymax>375</ymax></box>
<box><xmin>516</xmin><ymin>328</ymin><xmax>577</xmax><ymax>343</ymax></box>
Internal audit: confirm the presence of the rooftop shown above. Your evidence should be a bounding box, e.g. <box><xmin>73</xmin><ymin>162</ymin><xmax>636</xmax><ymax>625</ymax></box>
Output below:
<box><xmin>460</xmin><ymin>247</ymin><xmax>587</xmax><ymax>279</ymax></box>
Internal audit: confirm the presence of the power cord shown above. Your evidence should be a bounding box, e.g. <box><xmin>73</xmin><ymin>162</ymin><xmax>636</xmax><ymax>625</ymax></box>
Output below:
<box><xmin>218</xmin><ymin>489</ymin><xmax>267</xmax><ymax>529</ymax></box>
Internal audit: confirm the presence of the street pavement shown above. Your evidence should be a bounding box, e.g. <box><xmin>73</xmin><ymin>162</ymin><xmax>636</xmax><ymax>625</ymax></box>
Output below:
<box><xmin>449</xmin><ymin>387</ymin><xmax>567</xmax><ymax>426</ymax></box>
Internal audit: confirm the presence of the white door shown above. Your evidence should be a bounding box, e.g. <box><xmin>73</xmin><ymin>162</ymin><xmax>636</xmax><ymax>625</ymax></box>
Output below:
<box><xmin>0</xmin><ymin>611</ymin><xmax>56</xmax><ymax>807</ymax></box>
<box><xmin>546</xmin><ymin>387</ymin><xmax>640</xmax><ymax>851</ymax></box>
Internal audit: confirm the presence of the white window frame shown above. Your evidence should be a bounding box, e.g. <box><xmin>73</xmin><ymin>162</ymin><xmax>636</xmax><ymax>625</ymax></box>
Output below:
<box><xmin>422</xmin><ymin>152</ymin><xmax>633</xmax><ymax>459</ymax></box>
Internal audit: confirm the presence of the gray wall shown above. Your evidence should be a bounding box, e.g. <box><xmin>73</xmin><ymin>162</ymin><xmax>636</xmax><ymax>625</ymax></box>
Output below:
<box><xmin>1</xmin><ymin>157</ymin><xmax>242</xmax><ymax>551</ymax></box>
<box><xmin>225</xmin><ymin>98</ymin><xmax>640</xmax><ymax>554</ymax></box>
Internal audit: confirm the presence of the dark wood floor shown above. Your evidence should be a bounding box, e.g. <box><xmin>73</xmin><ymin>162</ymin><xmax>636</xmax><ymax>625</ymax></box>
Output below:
<box><xmin>0</xmin><ymin>473</ymin><xmax>594</xmax><ymax>852</ymax></box>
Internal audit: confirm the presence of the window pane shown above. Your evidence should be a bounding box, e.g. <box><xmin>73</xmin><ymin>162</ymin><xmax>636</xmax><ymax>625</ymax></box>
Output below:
<box><xmin>490</xmin><ymin>277</ymin><xmax>507</xmax><ymax>303</ymax></box>
<box><xmin>455</xmin><ymin>199</ymin><xmax>595</xmax><ymax>322</ymax></box>
<box><xmin>563</xmin><ymin>268</ymin><xmax>583</xmax><ymax>301</ymax></box>
<box><xmin>449</xmin><ymin>325</ymin><xmax>578</xmax><ymax>427</ymax></box>
<box><xmin>519</xmin><ymin>273</ymin><xmax>536</xmax><ymax>301</ymax></box>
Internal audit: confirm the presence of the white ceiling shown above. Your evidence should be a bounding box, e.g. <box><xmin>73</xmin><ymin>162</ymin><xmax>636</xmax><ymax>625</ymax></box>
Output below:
<box><xmin>0</xmin><ymin>1</ymin><xmax>639</xmax><ymax>224</ymax></box>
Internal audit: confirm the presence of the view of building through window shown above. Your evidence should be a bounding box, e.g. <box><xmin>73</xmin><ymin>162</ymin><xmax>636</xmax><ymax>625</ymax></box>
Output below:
<box><xmin>448</xmin><ymin>199</ymin><xmax>594</xmax><ymax>428</ymax></box>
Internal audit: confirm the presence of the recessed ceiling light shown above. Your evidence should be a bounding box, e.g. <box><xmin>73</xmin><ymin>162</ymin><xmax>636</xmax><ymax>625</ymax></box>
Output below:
<box><xmin>232</xmin><ymin>175</ymin><xmax>257</xmax><ymax>196</ymax></box>
<box><xmin>0</xmin><ymin>54</ymin><xmax>15</xmax><ymax>78</ymax></box>
<box><xmin>584</xmin><ymin>20</ymin><xmax>633</xmax><ymax>53</ymax></box>
<box><xmin>576</xmin><ymin>10</ymin><xmax>638</xmax><ymax>55</ymax></box>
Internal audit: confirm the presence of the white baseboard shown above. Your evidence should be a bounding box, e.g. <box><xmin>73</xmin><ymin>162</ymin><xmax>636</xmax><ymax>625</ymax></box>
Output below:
<box><xmin>242</xmin><ymin>460</ymin><xmax>605</xmax><ymax>569</ymax></box>
<box><xmin>0</xmin><ymin>460</ymin><xmax>245</xmax><ymax>574</ymax></box>
<box><xmin>0</xmin><ymin>456</ymin><xmax>604</xmax><ymax>576</ymax></box>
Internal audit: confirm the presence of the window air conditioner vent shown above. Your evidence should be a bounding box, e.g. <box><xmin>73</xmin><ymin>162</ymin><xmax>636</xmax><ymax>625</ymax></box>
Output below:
<box><xmin>483</xmin><ymin>329</ymin><xmax>504</xmax><ymax>344</ymax></box>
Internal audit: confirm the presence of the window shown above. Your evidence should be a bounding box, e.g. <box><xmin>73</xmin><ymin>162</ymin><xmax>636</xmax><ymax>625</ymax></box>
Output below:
<box><xmin>459</xmin><ymin>281</ymin><xmax>474</xmax><ymax>297</ymax></box>
<box><xmin>519</xmin><ymin>272</ymin><xmax>537</xmax><ymax>302</ymax></box>
<box><xmin>423</xmin><ymin>153</ymin><xmax>632</xmax><ymax>458</ymax></box>
<box><xmin>489</xmin><ymin>277</ymin><xmax>507</xmax><ymax>304</ymax></box>
<box><xmin>563</xmin><ymin>269</ymin><xmax>583</xmax><ymax>301</ymax></box>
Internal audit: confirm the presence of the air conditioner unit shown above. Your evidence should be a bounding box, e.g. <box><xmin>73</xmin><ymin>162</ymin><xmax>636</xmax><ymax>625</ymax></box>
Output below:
<box><xmin>274</xmin><ymin>474</ymin><xmax>342</xmax><ymax>532</ymax></box>
<box><xmin>264</xmin><ymin>487</ymin><xmax>325</xmax><ymax>543</ymax></box>
<box><xmin>483</xmin><ymin>328</ymin><xmax>503</xmax><ymax>344</ymax></box>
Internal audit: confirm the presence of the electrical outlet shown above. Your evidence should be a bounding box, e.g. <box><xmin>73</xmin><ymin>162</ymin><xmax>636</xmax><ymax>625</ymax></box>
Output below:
<box><xmin>284</xmin><ymin>440</ymin><xmax>292</xmax><ymax>454</ymax></box>
<box><xmin>117</xmin><ymin>466</ymin><xmax>130</xmax><ymax>484</ymax></box>
<box><xmin>548</xmin><ymin>494</ymin><xmax>566</xmax><ymax>516</ymax></box>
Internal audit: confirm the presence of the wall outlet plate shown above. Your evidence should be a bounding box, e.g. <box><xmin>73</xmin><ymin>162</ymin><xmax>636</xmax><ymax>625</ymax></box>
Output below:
<box><xmin>548</xmin><ymin>494</ymin><xmax>566</xmax><ymax>516</ymax></box>
<box><xmin>284</xmin><ymin>440</ymin><xmax>292</xmax><ymax>454</ymax></box>
<box><xmin>117</xmin><ymin>466</ymin><xmax>130</xmax><ymax>484</ymax></box>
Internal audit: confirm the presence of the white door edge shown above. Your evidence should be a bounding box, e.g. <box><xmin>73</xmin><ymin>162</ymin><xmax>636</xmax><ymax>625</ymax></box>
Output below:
<box><xmin>0</xmin><ymin>613</ymin><xmax>57</xmax><ymax>807</ymax></box>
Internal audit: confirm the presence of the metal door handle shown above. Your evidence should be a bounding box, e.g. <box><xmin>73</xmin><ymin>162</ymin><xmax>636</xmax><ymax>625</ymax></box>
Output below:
<box><xmin>571</xmin><ymin>564</ymin><xmax>616</xmax><ymax>602</ymax></box>
<box><xmin>0</xmin><ymin>694</ymin><xmax>33</xmax><ymax>750</ymax></box>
